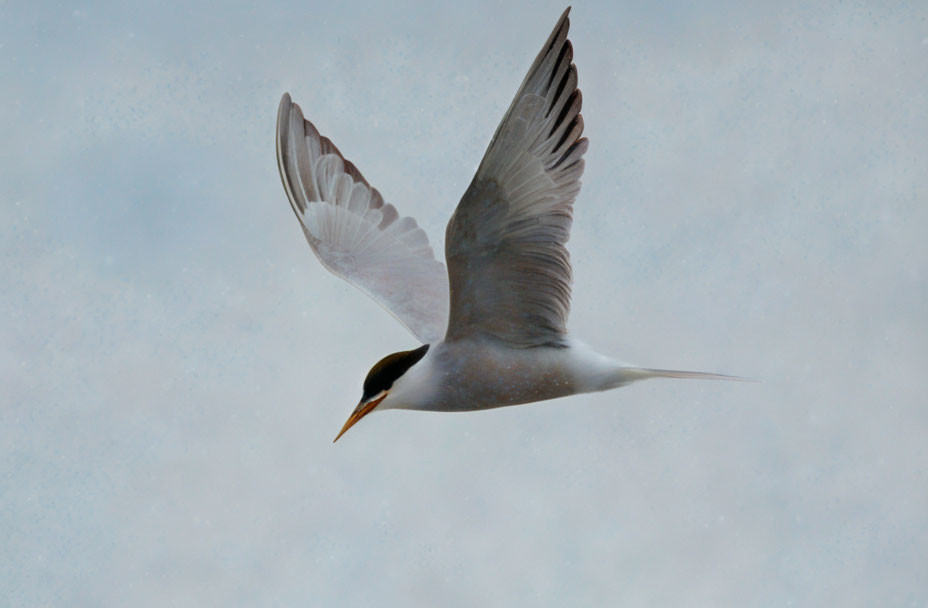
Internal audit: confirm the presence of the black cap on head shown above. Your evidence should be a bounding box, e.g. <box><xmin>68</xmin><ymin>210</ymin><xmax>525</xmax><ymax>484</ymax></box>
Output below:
<box><xmin>361</xmin><ymin>344</ymin><xmax>429</xmax><ymax>402</ymax></box>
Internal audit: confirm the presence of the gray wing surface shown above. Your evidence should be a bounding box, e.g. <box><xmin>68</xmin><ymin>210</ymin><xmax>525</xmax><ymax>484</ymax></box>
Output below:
<box><xmin>445</xmin><ymin>8</ymin><xmax>588</xmax><ymax>348</ymax></box>
<box><xmin>277</xmin><ymin>94</ymin><xmax>450</xmax><ymax>344</ymax></box>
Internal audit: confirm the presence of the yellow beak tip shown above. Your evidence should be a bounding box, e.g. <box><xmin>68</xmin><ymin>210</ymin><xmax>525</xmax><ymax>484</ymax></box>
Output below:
<box><xmin>332</xmin><ymin>393</ymin><xmax>387</xmax><ymax>444</ymax></box>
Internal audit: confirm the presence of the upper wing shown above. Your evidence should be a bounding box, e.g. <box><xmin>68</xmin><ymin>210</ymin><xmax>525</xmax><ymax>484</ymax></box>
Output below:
<box><xmin>444</xmin><ymin>8</ymin><xmax>587</xmax><ymax>348</ymax></box>
<box><xmin>277</xmin><ymin>94</ymin><xmax>450</xmax><ymax>344</ymax></box>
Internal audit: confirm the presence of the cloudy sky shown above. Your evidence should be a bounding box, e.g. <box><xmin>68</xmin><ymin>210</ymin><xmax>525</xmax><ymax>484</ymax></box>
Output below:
<box><xmin>2</xmin><ymin>0</ymin><xmax>926</xmax><ymax>605</ymax></box>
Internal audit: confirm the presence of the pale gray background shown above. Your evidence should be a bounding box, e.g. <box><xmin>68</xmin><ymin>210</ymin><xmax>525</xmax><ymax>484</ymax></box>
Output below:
<box><xmin>2</xmin><ymin>0</ymin><xmax>926</xmax><ymax>605</ymax></box>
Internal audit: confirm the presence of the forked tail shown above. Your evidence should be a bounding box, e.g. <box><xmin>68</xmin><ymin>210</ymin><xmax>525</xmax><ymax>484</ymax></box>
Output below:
<box><xmin>567</xmin><ymin>343</ymin><xmax>753</xmax><ymax>393</ymax></box>
<box><xmin>610</xmin><ymin>367</ymin><xmax>754</xmax><ymax>389</ymax></box>
<box><xmin>626</xmin><ymin>368</ymin><xmax>752</xmax><ymax>382</ymax></box>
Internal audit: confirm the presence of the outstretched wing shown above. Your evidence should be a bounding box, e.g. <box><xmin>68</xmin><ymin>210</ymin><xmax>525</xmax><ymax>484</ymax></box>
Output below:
<box><xmin>277</xmin><ymin>94</ymin><xmax>449</xmax><ymax>344</ymax></box>
<box><xmin>445</xmin><ymin>8</ymin><xmax>587</xmax><ymax>348</ymax></box>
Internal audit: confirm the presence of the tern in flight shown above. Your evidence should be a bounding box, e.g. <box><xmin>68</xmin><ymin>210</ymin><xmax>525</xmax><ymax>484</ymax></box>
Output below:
<box><xmin>276</xmin><ymin>8</ymin><xmax>743</xmax><ymax>442</ymax></box>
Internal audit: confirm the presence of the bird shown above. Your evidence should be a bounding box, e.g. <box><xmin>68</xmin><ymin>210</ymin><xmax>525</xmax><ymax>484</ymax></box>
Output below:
<box><xmin>275</xmin><ymin>7</ymin><xmax>745</xmax><ymax>442</ymax></box>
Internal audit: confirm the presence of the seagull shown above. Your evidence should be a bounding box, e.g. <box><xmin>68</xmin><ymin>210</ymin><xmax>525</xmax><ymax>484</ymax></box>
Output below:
<box><xmin>276</xmin><ymin>8</ymin><xmax>744</xmax><ymax>442</ymax></box>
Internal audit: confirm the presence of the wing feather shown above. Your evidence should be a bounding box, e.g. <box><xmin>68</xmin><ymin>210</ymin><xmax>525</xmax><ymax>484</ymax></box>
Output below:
<box><xmin>445</xmin><ymin>8</ymin><xmax>587</xmax><ymax>347</ymax></box>
<box><xmin>276</xmin><ymin>94</ymin><xmax>449</xmax><ymax>343</ymax></box>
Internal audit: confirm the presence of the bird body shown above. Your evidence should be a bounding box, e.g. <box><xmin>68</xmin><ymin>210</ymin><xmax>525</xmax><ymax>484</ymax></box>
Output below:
<box><xmin>383</xmin><ymin>339</ymin><xmax>735</xmax><ymax>414</ymax></box>
<box><xmin>275</xmin><ymin>8</ymin><xmax>744</xmax><ymax>441</ymax></box>
<box><xmin>383</xmin><ymin>338</ymin><xmax>583</xmax><ymax>413</ymax></box>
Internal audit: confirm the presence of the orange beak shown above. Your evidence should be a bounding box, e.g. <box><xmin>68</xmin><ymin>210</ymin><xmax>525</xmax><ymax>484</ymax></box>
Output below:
<box><xmin>333</xmin><ymin>393</ymin><xmax>387</xmax><ymax>442</ymax></box>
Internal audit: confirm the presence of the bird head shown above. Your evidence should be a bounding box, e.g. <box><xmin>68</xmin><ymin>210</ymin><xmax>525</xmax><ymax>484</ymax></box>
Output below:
<box><xmin>334</xmin><ymin>343</ymin><xmax>430</xmax><ymax>442</ymax></box>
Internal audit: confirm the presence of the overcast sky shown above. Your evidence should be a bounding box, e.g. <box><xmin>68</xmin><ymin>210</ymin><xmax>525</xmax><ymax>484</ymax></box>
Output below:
<box><xmin>2</xmin><ymin>0</ymin><xmax>926</xmax><ymax>605</ymax></box>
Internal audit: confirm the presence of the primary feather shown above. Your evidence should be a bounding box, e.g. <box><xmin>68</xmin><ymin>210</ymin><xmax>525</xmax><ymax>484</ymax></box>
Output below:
<box><xmin>276</xmin><ymin>94</ymin><xmax>450</xmax><ymax>343</ymax></box>
<box><xmin>445</xmin><ymin>7</ymin><xmax>587</xmax><ymax>348</ymax></box>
